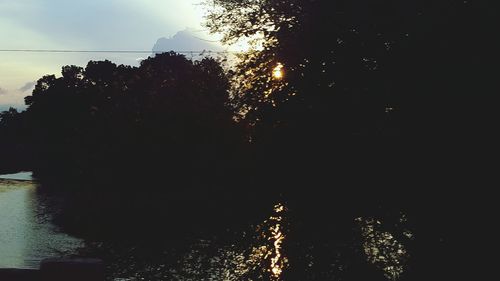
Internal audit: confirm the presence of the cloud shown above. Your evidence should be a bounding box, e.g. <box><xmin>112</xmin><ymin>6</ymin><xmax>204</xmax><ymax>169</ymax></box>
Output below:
<box><xmin>152</xmin><ymin>29</ymin><xmax>225</xmax><ymax>56</ymax></box>
<box><xmin>19</xmin><ymin>81</ymin><xmax>36</xmax><ymax>93</ymax></box>
<box><xmin>0</xmin><ymin>86</ymin><xmax>27</xmax><ymax>111</ymax></box>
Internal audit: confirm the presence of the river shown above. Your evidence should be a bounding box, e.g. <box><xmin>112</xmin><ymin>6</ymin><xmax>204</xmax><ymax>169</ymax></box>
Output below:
<box><xmin>0</xmin><ymin>172</ymin><xmax>413</xmax><ymax>280</ymax></box>
<box><xmin>0</xmin><ymin>172</ymin><xmax>84</xmax><ymax>269</ymax></box>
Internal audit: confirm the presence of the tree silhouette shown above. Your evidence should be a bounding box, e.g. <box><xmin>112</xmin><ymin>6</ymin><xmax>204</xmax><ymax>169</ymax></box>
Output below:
<box><xmin>205</xmin><ymin>0</ymin><xmax>496</xmax><ymax>143</ymax></box>
<box><xmin>204</xmin><ymin>1</ymin><xmax>497</xmax><ymax>279</ymax></box>
<box><xmin>2</xmin><ymin>52</ymin><xmax>261</xmax><ymax>240</ymax></box>
<box><xmin>0</xmin><ymin>107</ymin><xmax>32</xmax><ymax>173</ymax></box>
<box><xmin>19</xmin><ymin>52</ymin><xmax>242</xmax><ymax>190</ymax></box>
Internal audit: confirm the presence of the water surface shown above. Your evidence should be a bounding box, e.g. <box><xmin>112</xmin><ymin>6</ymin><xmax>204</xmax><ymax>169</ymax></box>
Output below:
<box><xmin>0</xmin><ymin>172</ymin><xmax>84</xmax><ymax>269</ymax></box>
<box><xmin>0</xmin><ymin>172</ymin><xmax>413</xmax><ymax>280</ymax></box>
<box><xmin>0</xmin><ymin>171</ymin><xmax>33</xmax><ymax>181</ymax></box>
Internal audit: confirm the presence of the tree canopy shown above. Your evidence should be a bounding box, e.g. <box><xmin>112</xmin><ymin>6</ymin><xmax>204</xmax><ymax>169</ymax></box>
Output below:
<box><xmin>1</xmin><ymin>52</ymin><xmax>243</xmax><ymax>188</ymax></box>
<box><xmin>203</xmin><ymin>2</ymin><xmax>497</xmax><ymax>278</ymax></box>
<box><xmin>204</xmin><ymin>0</ymin><xmax>496</xmax><ymax>142</ymax></box>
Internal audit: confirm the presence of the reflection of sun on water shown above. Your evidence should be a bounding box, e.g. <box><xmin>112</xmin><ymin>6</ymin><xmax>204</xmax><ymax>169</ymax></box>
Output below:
<box><xmin>169</xmin><ymin>203</ymin><xmax>289</xmax><ymax>281</ymax></box>
<box><xmin>269</xmin><ymin>203</ymin><xmax>287</xmax><ymax>279</ymax></box>
<box><xmin>272</xmin><ymin>63</ymin><xmax>284</xmax><ymax>80</ymax></box>
<box><xmin>127</xmin><ymin>204</ymin><xmax>413</xmax><ymax>281</ymax></box>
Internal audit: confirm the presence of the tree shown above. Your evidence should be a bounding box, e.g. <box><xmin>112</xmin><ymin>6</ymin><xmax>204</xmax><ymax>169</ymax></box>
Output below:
<box><xmin>0</xmin><ymin>107</ymin><xmax>19</xmax><ymax>125</ymax></box>
<box><xmin>204</xmin><ymin>0</ymin><xmax>496</xmax><ymax>142</ymax></box>
<box><xmin>21</xmin><ymin>53</ymin><xmax>242</xmax><ymax>189</ymax></box>
<box><xmin>0</xmin><ymin>107</ymin><xmax>31</xmax><ymax>173</ymax></box>
<box><xmin>204</xmin><ymin>1</ymin><xmax>498</xmax><ymax>279</ymax></box>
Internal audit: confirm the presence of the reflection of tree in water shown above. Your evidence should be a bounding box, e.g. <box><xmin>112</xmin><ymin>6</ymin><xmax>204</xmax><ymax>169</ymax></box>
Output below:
<box><xmin>356</xmin><ymin>217</ymin><xmax>412</xmax><ymax>280</ymax></box>
<box><xmin>169</xmin><ymin>203</ymin><xmax>288</xmax><ymax>281</ymax></box>
<box><xmin>94</xmin><ymin>202</ymin><xmax>413</xmax><ymax>281</ymax></box>
<box><xmin>268</xmin><ymin>204</ymin><xmax>287</xmax><ymax>279</ymax></box>
<box><xmin>165</xmin><ymin>204</ymin><xmax>412</xmax><ymax>281</ymax></box>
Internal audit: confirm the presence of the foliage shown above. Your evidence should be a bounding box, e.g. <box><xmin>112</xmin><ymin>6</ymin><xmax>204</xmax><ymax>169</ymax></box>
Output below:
<box><xmin>204</xmin><ymin>0</ymin><xmax>496</xmax><ymax>141</ymax></box>
<box><xmin>13</xmin><ymin>52</ymin><xmax>243</xmax><ymax>188</ymax></box>
<box><xmin>203</xmin><ymin>1</ymin><xmax>497</xmax><ymax>279</ymax></box>
<box><xmin>0</xmin><ymin>107</ymin><xmax>31</xmax><ymax>173</ymax></box>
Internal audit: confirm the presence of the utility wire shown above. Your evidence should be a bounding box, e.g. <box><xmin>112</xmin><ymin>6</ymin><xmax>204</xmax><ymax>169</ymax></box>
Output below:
<box><xmin>0</xmin><ymin>49</ymin><xmax>232</xmax><ymax>54</ymax></box>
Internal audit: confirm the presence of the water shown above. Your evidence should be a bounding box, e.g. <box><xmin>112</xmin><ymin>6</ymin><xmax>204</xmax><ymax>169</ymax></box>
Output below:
<box><xmin>0</xmin><ymin>171</ymin><xmax>33</xmax><ymax>181</ymax></box>
<box><xmin>0</xmin><ymin>172</ymin><xmax>84</xmax><ymax>269</ymax></box>
<box><xmin>99</xmin><ymin>202</ymin><xmax>413</xmax><ymax>281</ymax></box>
<box><xmin>0</xmin><ymin>172</ymin><xmax>413</xmax><ymax>279</ymax></box>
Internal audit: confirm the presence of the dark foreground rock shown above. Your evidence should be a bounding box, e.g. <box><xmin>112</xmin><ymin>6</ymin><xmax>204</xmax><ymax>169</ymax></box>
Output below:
<box><xmin>0</xmin><ymin>269</ymin><xmax>39</xmax><ymax>281</ymax></box>
<box><xmin>0</xmin><ymin>258</ymin><xmax>104</xmax><ymax>281</ymax></box>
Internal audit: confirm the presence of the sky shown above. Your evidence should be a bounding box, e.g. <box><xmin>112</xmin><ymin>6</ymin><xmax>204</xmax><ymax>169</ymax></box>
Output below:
<box><xmin>0</xmin><ymin>0</ymin><xmax>224</xmax><ymax>111</ymax></box>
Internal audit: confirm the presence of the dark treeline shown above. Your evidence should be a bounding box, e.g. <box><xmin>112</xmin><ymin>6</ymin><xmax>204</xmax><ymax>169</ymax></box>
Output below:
<box><xmin>1</xmin><ymin>53</ymin><xmax>268</xmax><ymax>237</ymax></box>
<box><xmin>2</xmin><ymin>54</ymin><xmax>233</xmax><ymax>184</ymax></box>
<box><xmin>0</xmin><ymin>107</ymin><xmax>32</xmax><ymax>173</ymax></box>
<box><xmin>0</xmin><ymin>0</ymin><xmax>496</xmax><ymax>279</ymax></box>
<box><xmin>204</xmin><ymin>3</ymin><xmax>496</xmax><ymax>273</ymax></box>
<box><xmin>22</xmin><ymin>53</ymin><xmax>242</xmax><ymax>189</ymax></box>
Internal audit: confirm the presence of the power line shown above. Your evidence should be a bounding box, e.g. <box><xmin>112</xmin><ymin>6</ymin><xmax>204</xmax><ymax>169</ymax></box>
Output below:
<box><xmin>0</xmin><ymin>49</ymin><xmax>232</xmax><ymax>54</ymax></box>
<box><xmin>191</xmin><ymin>35</ymin><xmax>222</xmax><ymax>43</ymax></box>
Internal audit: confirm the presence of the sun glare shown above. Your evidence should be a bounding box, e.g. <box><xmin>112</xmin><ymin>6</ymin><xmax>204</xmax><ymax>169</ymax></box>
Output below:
<box><xmin>272</xmin><ymin>63</ymin><xmax>284</xmax><ymax>79</ymax></box>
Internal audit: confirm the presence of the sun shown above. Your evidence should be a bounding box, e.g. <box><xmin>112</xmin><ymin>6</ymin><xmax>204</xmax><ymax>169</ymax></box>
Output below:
<box><xmin>272</xmin><ymin>63</ymin><xmax>284</xmax><ymax>79</ymax></box>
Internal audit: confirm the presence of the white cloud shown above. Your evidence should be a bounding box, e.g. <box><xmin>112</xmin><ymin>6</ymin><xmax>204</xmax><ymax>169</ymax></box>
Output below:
<box><xmin>153</xmin><ymin>28</ymin><xmax>224</xmax><ymax>54</ymax></box>
<box><xmin>19</xmin><ymin>81</ymin><xmax>36</xmax><ymax>93</ymax></box>
<box><xmin>0</xmin><ymin>87</ymin><xmax>27</xmax><ymax>111</ymax></box>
